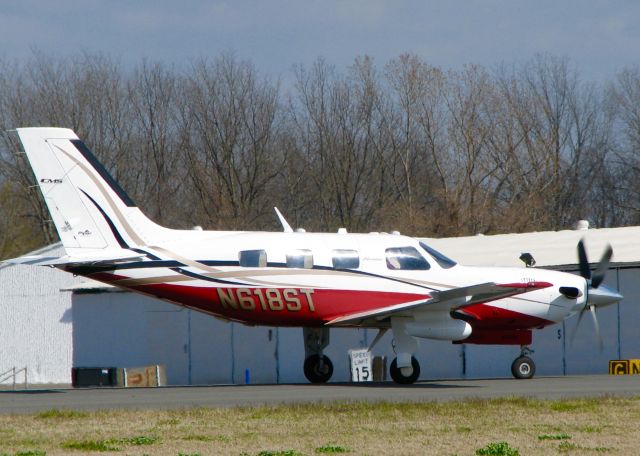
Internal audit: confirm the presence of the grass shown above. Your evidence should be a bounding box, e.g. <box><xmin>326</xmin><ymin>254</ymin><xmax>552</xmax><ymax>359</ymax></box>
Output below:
<box><xmin>538</xmin><ymin>433</ymin><xmax>571</xmax><ymax>440</ymax></box>
<box><xmin>315</xmin><ymin>444</ymin><xmax>350</xmax><ymax>453</ymax></box>
<box><xmin>116</xmin><ymin>435</ymin><xmax>158</xmax><ymax>445</ymax></box>
<box><xmin>35</xmin><ymin>409</ymin><xmax>88</xmax><ymax>420</ymax></box>
<box><xmin>0</xmin><ymin>397</ymin><xmax>638</xmax><ymax>455</ymax></box>
<box><xmin>475</xmin><ymin>441</ymin><xmax>519</xmax><ymax>455</ymax></box>
<box><xmin>61</xmin><ymin>439</ymin><xmax>121</xmax><ymax>451</ymax></box>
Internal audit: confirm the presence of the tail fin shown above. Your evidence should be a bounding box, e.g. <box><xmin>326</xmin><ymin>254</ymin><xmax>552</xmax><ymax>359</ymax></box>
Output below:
<box><xmin>16</xmin><ymin>127</ymin><xmax>165</xmax><ymax>256</ymax></box>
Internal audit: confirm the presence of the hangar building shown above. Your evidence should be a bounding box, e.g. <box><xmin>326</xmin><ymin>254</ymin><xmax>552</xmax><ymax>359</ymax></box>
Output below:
<box><xmin>1</xmin><ymin>223</ymin><xmax>638</xmax><ymax>385</ymax></box>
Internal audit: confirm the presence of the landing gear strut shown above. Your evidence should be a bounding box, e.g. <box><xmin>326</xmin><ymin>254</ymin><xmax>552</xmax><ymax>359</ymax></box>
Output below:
<box><xmin>303</xmin><ymin>327</ymin><xmax>333</xmax><ymax>383</ymax></box>
<box><xmin>511</xmin><ymin>346</ymin><xmax>535</xmax><ymax>379</ymax></box>
<box><xmin>390</xmin><ymin>318</ymin><xmax>420</xmax><ymax>384</ymax></box>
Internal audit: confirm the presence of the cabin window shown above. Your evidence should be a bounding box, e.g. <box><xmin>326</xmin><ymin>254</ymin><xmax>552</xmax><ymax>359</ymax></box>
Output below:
<box><xmin>419</xmin><ymin>242</ymin><xmax>457</xmax><ymax>269</ymax></box>
<box><xmin>286</xmin><ymin>249</ymin><xmax>313</xmax><ymax>269</ymax></box>
<box><xmin>332</xmin><ymin>249</ymin><xmax>360</xmax><ymax>269</ymax></box>
<box><xmin>239</xmin><ymin>249</ymin><xmax>267</xmax><ymax>267</ymax></box>
<box><xmin>385</xmin><ymin>246</ymin><xmax>430</xmax><ymax>270</ymax></box>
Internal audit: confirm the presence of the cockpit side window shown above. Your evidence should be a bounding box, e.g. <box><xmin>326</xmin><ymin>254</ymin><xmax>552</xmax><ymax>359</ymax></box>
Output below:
<box><xmin>385</xmin><ymin>247</ymin><xmax>430</xmax><ymax>270</ymax></box>
<box><xmin>286</xmin><ymin>249</ymin><xmax>313</xmax><ymax>269</ymax></box>
<box><xmin>332</xmin><ymin>249</ymin><xmax>360</xmax><ymax>269</ymax></box>
<box><xmin>419</xmin><ymin>242</ymin><xmax>457</xmax><ymax>269</ymax></box>
<box><xmin>239</xmin><ymin>249</ymin><xmax>267</xmax><ymax>267</ymax></box>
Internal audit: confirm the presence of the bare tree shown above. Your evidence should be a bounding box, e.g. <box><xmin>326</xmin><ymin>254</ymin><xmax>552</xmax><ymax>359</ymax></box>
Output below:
<box><xmin>127</xmin><ymin>61</ymin><xmax>185</xmax><ymax>225</ymax></box>
<box><xmin>290</xmin><ymin>57</ymin><xmax>389</xmax><ymax>232</ymax></box>
<box><xmin>609</xmin><ymin>66</ymin><xmax>640</xmax><ymax>224</ymax></box>
<box><xmin>180</xmin><ymin>54</ymin><xmax>284</xmax><ymax>229</ymax></box>
<box><xmin>381</xmin><ymin>54</ymin><xmax>447</xmax><ymax>233</ymax></box>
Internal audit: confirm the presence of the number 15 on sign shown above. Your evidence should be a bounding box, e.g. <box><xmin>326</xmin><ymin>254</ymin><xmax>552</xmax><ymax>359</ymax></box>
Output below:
<box><xmin>349</xmin><ymin>349</ymin><xmax>372</xmax><ymax>382</ymax></box>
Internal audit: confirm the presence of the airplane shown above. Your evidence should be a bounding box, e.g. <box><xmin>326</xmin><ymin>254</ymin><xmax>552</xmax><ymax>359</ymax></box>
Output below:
<box><xmin>4</xmin><ymin>127</ymin><xmax>624</xmax><ymax>384</ymax></box>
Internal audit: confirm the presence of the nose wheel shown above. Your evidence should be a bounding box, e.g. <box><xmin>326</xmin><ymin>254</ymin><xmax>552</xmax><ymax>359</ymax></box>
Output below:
<box><xmin>511</xmin><ymin>350</ymin><xmax>536</xmax><ymax>379</ymax></box>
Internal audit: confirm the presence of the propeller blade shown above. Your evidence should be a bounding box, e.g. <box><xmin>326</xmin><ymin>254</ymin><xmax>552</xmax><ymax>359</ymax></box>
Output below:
<box><xmin>577</xmin><ymin>240</ymin><xmax>591</xmax><ymax>280</ymax></box>
<box><xmin>591</xmin><ymin>244</ymin><xmax>613</xmax><ymax>289</ymax></box>
<box><xmin>570</xmin><ymin>306</ymin><xmax>587</xmax><ymax>347</ymax></box>
<box><xmin>589</xmin><ymin>304</ymin><xmax>604</xmax><ymax>352</ymax></box>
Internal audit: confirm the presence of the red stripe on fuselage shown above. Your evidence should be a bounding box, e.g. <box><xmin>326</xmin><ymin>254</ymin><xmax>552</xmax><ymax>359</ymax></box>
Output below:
<box><xmin>131</xmin><ymin>283</ymin><xmax>428</xmax><ymax>326</ymax></box>
<box><xmin>82</xmin><ymin>271</ymin><xmax>429</xmax><ymax>326</ymax></box>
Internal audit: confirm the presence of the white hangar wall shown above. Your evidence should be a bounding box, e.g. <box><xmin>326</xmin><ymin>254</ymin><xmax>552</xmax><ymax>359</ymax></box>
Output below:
<box><xmin>0</xmin><ymin>244</ymin><xmax>82</xmax><ymax>384</ymax></box>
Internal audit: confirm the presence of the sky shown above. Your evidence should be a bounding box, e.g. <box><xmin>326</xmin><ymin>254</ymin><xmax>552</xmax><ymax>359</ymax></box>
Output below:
<box><xmin>1</xmin><ymin>0</ymin><xmax>639</xmax><ymax>83</ymax></box>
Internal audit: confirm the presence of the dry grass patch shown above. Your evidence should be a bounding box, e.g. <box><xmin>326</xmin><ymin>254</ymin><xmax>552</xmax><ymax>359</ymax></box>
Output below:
<box><xmin>0</xmin><ymin>396</ymin><xmax>638</xmax><ymax>455</ymax></box>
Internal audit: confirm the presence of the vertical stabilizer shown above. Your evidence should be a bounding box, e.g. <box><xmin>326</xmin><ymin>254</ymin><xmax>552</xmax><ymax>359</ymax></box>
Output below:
<box><xmin>16</xmin><ymin>127</ymin><xmax>164</xmax><ymax>255</ymax></box>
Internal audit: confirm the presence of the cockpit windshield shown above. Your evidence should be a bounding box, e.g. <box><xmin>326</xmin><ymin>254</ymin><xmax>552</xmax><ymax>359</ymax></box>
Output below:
<box><xmin>419</xmin><ymin>241</ymin><xmax>457</xmax><ymax>269</ymax></box>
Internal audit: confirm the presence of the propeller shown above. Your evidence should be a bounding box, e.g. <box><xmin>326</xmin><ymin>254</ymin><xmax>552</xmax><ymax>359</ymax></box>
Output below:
<box><xmin>571</xmin><ymin>240</ymin><xmax>618</xmax><ymax>352</ymax></box>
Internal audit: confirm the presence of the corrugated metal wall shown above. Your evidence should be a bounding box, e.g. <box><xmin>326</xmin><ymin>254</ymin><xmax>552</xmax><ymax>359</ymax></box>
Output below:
<box><xmin>0</xmin><ymin>244</ymin><xmax>81</xmax><ymax>384</ymax></box>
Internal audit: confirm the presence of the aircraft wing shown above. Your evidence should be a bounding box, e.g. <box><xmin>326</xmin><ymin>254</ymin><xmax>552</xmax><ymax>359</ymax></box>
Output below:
<box><xmin>4</xmin><ymin>249</ymin><xmax>145</xmax><ymax>267</ymax></box>
<box><xmin>326</xmin><ymin>281</ymin><xmax>552</xmax><ymax>326</ymax></box>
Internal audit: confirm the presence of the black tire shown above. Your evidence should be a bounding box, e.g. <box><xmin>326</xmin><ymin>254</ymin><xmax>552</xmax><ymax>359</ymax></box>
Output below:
<box><xmin>390</xmin><ymin>357</ymin><xmax>420</xmax><ymax>384</ymax></box>
<box><xmin>303</xmin><ymin>354</ymin><xmax>333</xmax><ymax>383</ymax></box>
<box><xmin>511</xmin><ymin>356</ymin><xmax>535</xmax><ymax>379</ymax></box>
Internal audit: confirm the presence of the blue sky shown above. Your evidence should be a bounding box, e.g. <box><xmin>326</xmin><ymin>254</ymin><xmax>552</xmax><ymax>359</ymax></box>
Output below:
<box><xmin>1</xmin><ymin>0</ymin><xmax>638</xmax><ymax>82</ymax></box>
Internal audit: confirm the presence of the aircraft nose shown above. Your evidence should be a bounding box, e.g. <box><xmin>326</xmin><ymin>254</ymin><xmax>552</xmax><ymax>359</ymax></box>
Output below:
<box><xmin>587</xmin><ymin>284</ymin><xmax>623</xmax><ymax>308</ymax></box>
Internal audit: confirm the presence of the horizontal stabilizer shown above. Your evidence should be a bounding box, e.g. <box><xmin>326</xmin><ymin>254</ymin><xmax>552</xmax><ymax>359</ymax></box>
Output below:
<box><xmin>4</xmin><ymin>250</ymin><xmax>145</xmax><ymax>267</ymax></box>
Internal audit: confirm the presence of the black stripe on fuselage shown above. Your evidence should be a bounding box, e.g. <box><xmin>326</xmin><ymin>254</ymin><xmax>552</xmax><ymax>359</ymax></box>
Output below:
<box><xmin>71</xmin><ymin>139</ymin><xmax>136</xmax><ymax>208</ymax></box>
<box><xmin>130</xmin><ymin>248</ymin><xmax>162</xmax><ymax>261</ymax></box>
<box><xmin>170</xmin><ymin>267</ymin><xmax>249</xmax><ymax>286</ymax></box>
<box><xmin>79</xmin><ymin>189</ymin><xmax>130</xmax><ymax>249</ymax></box>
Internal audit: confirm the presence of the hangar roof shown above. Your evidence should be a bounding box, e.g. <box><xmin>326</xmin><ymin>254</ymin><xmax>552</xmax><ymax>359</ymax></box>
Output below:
<box><xmin>0</xmin><ymin>243</ymin><xmax>65</xmax><ymax>271</ymax></box>
<box><xmin>423</xmin><ymin>224</ymin><xmax>640</xmax><ymax>270</ymax></box>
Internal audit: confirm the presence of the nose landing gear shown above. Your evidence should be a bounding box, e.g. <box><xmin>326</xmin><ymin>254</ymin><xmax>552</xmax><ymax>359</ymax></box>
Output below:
<box><xmin>511</xmin><ymin>347</ymin><xmax>535</xmax><ymax>379</ymax></box>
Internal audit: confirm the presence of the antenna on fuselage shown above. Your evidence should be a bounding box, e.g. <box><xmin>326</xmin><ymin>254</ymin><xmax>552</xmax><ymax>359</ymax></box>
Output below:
<box><xmin>274</xmin><ymin>207</ymin><xmax>293</xmax><ymax>233</ymax></box>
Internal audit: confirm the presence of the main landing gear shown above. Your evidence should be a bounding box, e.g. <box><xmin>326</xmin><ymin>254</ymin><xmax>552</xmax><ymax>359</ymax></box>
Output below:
<box><xmin>302</xmin><ymin>322</ymin><xmax>424</xmax><ymax>385</ymax></box>
<box><xmin>390</xmin><ymin>356</ymin><xmax>420</xmax><ymax>384</ymax></box>
<box><xmin>511</xmin><ymin>346</ymin><xmax>536</xmax><ymax>379</ymax></box>
<box><xmin>303</xmin><ymin>327</ymin><xmax>333</xmax><ymax>383</ymax></box>
<box><xmin>389</xmin><ymin>318</ymin><xmax>420</xmax><ymax>384</ymax></box>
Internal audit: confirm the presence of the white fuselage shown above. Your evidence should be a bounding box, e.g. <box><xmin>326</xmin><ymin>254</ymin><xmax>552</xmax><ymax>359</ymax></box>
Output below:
<box><xmin>75</xmin><ymin>230</ymin><xmax>587</xmax><ymax>336</ymax></box>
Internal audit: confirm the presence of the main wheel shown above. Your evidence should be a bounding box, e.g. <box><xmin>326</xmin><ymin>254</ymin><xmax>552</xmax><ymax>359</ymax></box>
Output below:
<box><xmin>511</xmin><ymin>356</ymin><xmax>535</xmax><ymax>379</ymax></box>
<box><xmin>390</xmin><ymin>356</ymin><xmax>420</xmax><ymax>384</ymax></box>
<box><xmin>304</xmin><ymin>354</ymin><xmax>333</xmax><ymax>383</ymax></box>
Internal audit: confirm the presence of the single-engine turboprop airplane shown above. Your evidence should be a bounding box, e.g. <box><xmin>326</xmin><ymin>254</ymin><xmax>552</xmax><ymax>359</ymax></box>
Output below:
<box><xmin>5</xmin><ymin>128</ymin><xmax>624</xmax><ymax>383</ymax></box>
